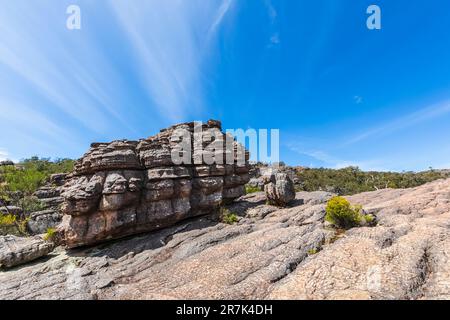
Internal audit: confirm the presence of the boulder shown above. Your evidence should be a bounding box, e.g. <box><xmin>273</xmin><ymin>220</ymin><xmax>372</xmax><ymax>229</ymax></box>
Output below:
<box><xmin>264</xmin><ymin>172</ymin><xmax>296</xmax><ymax>206</ymax></box>
<box><xmin>0</xmin><ymin>235</ymin><xmax>54</xmax><ymax>268</ymax></box>
<box><xmin>27</xmin><ymin>210</ymin><xmax>62</xmax><ymax>235</ymax></box>
<box><xmin>59</xmin><ymin>120</ymin><xmax>250</xmax><ymax>248</ymax></box>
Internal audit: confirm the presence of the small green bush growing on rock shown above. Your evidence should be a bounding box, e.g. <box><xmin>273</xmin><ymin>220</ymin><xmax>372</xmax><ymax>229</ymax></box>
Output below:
<box><xmin>307</xmin><ymin>248</ymin><xmax>319</xmax><ymax>255</ymax></box>
<box><xmin>325</xmin><ymin>196</ymin><xmax>363</xmax><ymax>229</ymax></box>
<box><xmin>16</xmin><ymin>217</ymin><xmax>30</xmax><ymax>235</ymax></box>
<box><xmin>245</xmin><ymin>185</ymin><xmax>261</xmax><ymax>194</ymax></box>
<box><xmin>0</xmin><ymin>213</ymin><xmax>29</xmax><ymax>236</ymax></box>
<box><xmin>0</xmin><ymin>213</ymin><xmax>16</xmax><ymax>226</ymax></box>
<box><xmin>221</xmin><ymin>208</ymin><xmax>239</xmax><ymax>225</ymax></box>
<box><xmin>43</xmin><ymin>227</ymin><xmax>56</xmax><ymax>241</ymax></box>
<box><xmin>363</xmin><ymin>214</ymin><xmax>375</xmax><ymax>224</ymax></box>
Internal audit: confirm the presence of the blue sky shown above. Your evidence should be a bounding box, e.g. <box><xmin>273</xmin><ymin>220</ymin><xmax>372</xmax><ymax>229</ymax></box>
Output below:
<box><xmin>1</xmin><ymin>0</ymin><xmax>450</xmax><ymax>171</ymax></box>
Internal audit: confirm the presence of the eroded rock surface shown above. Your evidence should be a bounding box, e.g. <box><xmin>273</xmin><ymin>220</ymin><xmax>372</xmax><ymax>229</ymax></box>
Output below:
<box><xmin>0</xmin><ymin>235</ymin><xmax>54</xmax><ymax>269</ymax></box>
<box><xmin>1</xmin><ymin>178</ymin><xmax>450</xmax><ymax>299</ymax></box>
<box><xmin>59</xmin><ymin>120</ymin><xmax>250</xmax><ymax>248</ymax></box>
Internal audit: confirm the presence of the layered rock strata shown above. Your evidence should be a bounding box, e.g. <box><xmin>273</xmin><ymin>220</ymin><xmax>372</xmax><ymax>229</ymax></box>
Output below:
<box><xmin>59</xmin><ymin>120</ymin><xmax>250</xmax><ymax>248</ymax></box>
<box><xmin>28</xmin><ymin>173</ymin><xmax>67</xmax><ymax>234</ymax></box>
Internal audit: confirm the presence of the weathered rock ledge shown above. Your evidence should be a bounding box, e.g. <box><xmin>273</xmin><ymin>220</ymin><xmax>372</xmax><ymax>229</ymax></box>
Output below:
<box><xmin>1</xmin><ymin>178</ymin><xmax>450</xmax><ymax>300</ymax></box>
<box><xmin>59</xmin><ymin>120</ymin><xmax>250</xmax><ymax>248</ymax></box>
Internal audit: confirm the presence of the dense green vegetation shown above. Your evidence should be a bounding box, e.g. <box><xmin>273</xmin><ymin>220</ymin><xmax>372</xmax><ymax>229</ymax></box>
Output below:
<box><xmin>296</xmin><ymin>166</ymin><xmax>450</xmax><ymax>196</ymax></box>
<box><xmin>0</xmin><ymin>157</ymin><xmax>75</xmax><ymax>215</ymax></box>
<box><xmin>0</xmin><ymin>157</ymin><xmax>74</xmax><ymax>193</ymax></box>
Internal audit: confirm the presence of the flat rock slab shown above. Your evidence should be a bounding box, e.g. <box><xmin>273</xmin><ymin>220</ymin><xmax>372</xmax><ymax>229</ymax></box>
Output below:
<box><xmin>1</xmin><ymin>179</ymin><xmax>450</xmax><ymax>299</ymax></box>
<box><xmin>0</xmin><ymin>235</ymin><xmax>55</xmax><ymax>269</ymax></box>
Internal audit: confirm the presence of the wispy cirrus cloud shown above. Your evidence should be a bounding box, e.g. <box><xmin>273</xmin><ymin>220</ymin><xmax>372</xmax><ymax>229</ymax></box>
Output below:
<box><xmin>110</xmin><ymin>0</ymin><xmax>234</xmax><ymax>122</ymax></box>
<box><xmin>287</xmin><ymin>144</ymin><xmax>388</xmax><ymax>171</ymax></box>
<box><xmin>264</xmin><ymin>0</ymin><xmax>278</xmax><ymax>23</ymax></box>
<box><xmin>345</xmin><ymin>100</ymin><xmax>450</xmax><ymax>145</ymax></box>
<box><xmin>0</xmin><ymin>0</ymin><xmax>234</xmax><ymax>160</ymax></box>
<box><xmin>264</xmin><ymin>0</ymin><xmax>280</xmax><ymax>47</ymax></box>
<box><xmin>208</xmin><ymin>0</ymin><xmax>233</xmax><ymax>39</ymax></box>
<box><xmin>0</xmin><ymin>2</ymin><xmax>136</xmax><ymax>135</ymax></box>
<box><xmin>354</xmin><ymin>95</ymin><xmax>363</xmax><ymax>104</ymax></box>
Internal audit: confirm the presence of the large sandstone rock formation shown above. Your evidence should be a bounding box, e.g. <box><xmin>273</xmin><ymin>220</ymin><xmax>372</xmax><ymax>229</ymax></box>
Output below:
<box><xmin>59</xmin><ymin>120</ymin><xmax>250</xmax><ymax>248</ymax></box>
<box><xmin>1</xmin><ymin>178</ymin><xmax>450</xmax><ymax>299</ymax></box>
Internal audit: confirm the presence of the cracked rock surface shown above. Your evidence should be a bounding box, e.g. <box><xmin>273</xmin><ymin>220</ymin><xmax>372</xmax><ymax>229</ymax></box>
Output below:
<box><xmin>1</xmin><ymin>179</ymin><xmax>450</xmax><ymax>299</ymax></box>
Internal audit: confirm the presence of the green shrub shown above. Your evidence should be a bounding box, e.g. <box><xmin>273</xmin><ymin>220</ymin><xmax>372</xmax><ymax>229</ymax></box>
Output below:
<box><xmin>325</xmin><ymin>196</ymin><xmax>362</xmax><ymax>229</ymax></box>
<box><xmin>363</xmin><ymin>214</ymin><xmax>375</xmax><ymax>224</ymax></box>
<box><xmin>43</xmin><ymin>227</ymin><xmax>56</xmax><ymax>241</ymax></box>
<box><xmin>0</xmin><ymin>213</ymin><xmax>16</xmax><ymax>226</ymax></box>
<box><xmin>221</xmin><ymin>208</ymin><xmax>239</xmax><ymax>225</ymax></box>
<box><xmin>16</xmin><ymin>196</ymin><xmax>45</xmax><ymax>214</ymax></box>
<box><xmin>0</xmin><ymin>213</ymin><xmax>31</xmax><ymax>236</ymax></box>
<box><xmin>245</xmin><ymin>185</ymin><xmax>261</xmax><ymax>194</ymax></box>
<box><xmin>17</xmin><ymin>217</ymin><xmax>30</xmax><ymax>235</ymax></box>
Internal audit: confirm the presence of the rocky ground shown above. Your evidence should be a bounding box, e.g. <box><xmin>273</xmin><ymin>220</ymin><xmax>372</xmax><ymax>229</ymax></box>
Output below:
<box><xmin>1</xmin><ymin>178</ymin><xmax>450</xmax><ymax>300</ymax></box>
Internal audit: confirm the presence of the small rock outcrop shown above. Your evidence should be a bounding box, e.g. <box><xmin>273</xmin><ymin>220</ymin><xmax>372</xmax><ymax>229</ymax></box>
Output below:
<box><xmin>28</xmin><ymin>173</ymin><xmax>67</xmax><ymax>235</ymax></box>
<box><xmin>264</xmin><ymin>172</ymin><xmax>296</xmax><ymax>206</ymax></box>
<box><xmin>248</xmin><ymin>164</ymin><xmax>302</xmax><ymax>191</ymax></box>
<box><xmin>59</xmin><ymin>120</ymin><xmax>250</xmax><ymax>248</ymax></box>
<box><xmin>0</xmin><ymin>235</ymin><xmax>54</xmax><ymax>268</ymax></box>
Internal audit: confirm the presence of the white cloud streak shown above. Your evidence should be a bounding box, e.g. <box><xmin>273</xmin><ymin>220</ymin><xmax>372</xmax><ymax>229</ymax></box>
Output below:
<box><xmin>264</xmin><ymin>0</ymin><xmax>280</xmax><ymax>47</ymax></box>
<box><xmin>0</xmin><ymin>1</ymin><xmax>138</xmax><ymax>136</ymax></box>
<box><xmin>110</xmin><ymin>0</ymin><xmax>233</xmax><ymax>122</ymax></box>
<box><xmin>0</xmin><ymin>1</ymin><xmax>234</xmax><ymax>160</ymax></box>
<box><xmin>345</xmin><ymin>100</ymin><xmax>450</xmax><ymax>145</ymax></box>
<box><xmin>208</xmin><ymin>0</ymin><xmax>233</xmax><ymax>39</ymax></box>
<box><xmin>287</xmin><ymin>143</ymin><xmax>388</xmax><ymax>171</ymax></box>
